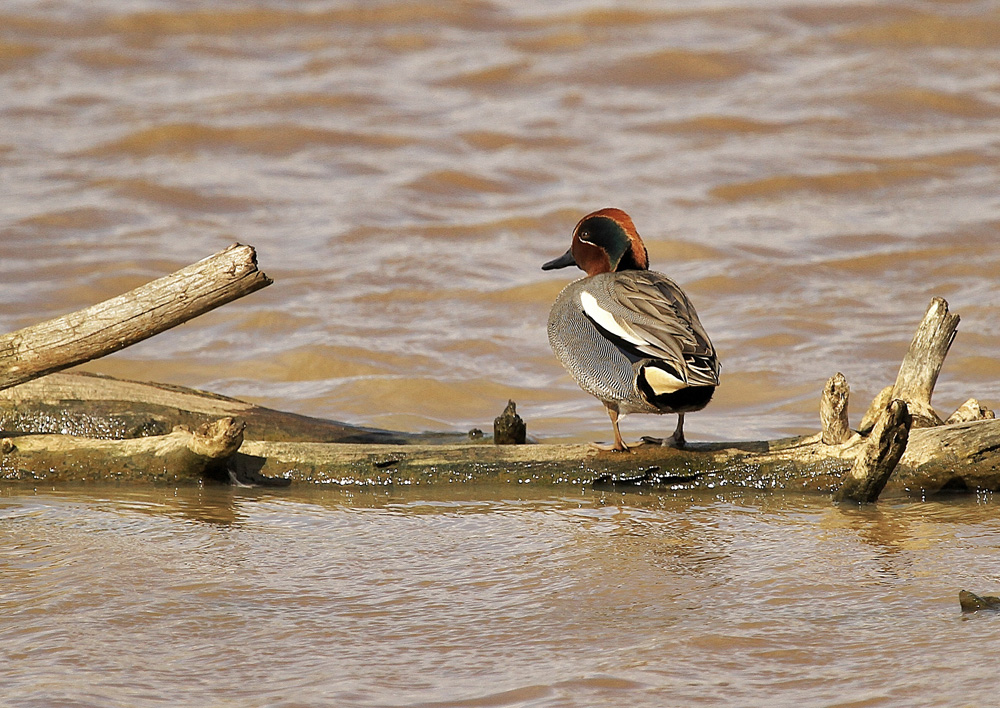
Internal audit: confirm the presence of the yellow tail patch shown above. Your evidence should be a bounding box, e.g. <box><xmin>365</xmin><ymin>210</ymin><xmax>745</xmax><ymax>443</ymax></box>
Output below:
<box><xmin>642</xmin><ymin>366</ymin><xmax>687</xmax><ymax>394</ymax></box>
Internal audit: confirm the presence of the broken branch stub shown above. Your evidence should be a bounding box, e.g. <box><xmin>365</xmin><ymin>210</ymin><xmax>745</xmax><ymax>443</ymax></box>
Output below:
<box><xmin>890</xmin><ymin>297</ymin><xmax>959</xmax><ymax>428</ymax></box>
<box><xmin>821</xmin><ymin>372</ymin><xmax>852</xmax><ymax>445</ymax></box>
<box><xmin>835</xmin><ymin>399</ymin><xmax>912</xmax><ymax>504</ymax></box>
<box><xmin>858</xmin><ymin>385</ymin><xmax>893</xmax><ymax>435</ymax></box>
<box><xmin>946</xmin><ymin>399</ymin><xmax>995</xmax><ymax>425</ymax></box>
<box><xmin>0</xmin><ymin>244</ymin><xmax>272</xmax><ymax>392</ymax></box>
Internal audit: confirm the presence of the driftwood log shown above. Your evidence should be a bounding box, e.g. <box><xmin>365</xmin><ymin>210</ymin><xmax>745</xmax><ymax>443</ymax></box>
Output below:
<box><xmin>3</xmin><ymin>297</ymin><xmax>998</xmax><ymax>498</ymax></box>
<box><xmin>0</xmin><ymin>260</ymin><xmax>996</xmax><ymax>500</ymax></box>
<box><xmin>0</xmin><ymin>244</ymin><xmax>271</xmax><ymax>391</ymax></box>
<box><xmin>5</xmin><ymin>412</ymin><xmax>999</xmax><ymax>493</ymax></box>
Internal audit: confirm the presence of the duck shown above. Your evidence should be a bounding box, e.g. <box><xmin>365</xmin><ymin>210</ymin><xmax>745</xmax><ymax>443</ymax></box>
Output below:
<box><xmin>542</xmin><ymin>208</ymin><xmax>720</xmax><ymax>452</ymax></box>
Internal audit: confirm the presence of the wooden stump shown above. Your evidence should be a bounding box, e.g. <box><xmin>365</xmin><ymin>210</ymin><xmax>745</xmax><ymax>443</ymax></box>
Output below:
<box><xmin>889</xmin><ymin>297</ymin><xmax>958</xmax><ymax>428</ymax></box>
<box><xmin>834</xmin><ymin>399</ymin><xmax>912</xmax><ymax>503</ymax></box>
<box><xmin>821</xmin><ymin>373</ymin><xmax>852</xmax><ymax>445</ymax></box>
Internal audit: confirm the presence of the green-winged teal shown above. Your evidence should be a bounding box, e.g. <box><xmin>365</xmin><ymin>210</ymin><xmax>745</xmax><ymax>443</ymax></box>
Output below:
<box><xmin>543</xmin><ymin>208</ymin><xmax>720</xmax><ymax>451</ymax></box>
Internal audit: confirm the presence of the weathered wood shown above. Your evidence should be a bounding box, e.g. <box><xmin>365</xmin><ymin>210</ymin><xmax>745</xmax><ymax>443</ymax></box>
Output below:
<box><xmin>890</xmin><ymin>297</ymin><xmax>959</xmax><ymax>427</ymax></box>
<box><xmin>0</xmin><ymin>244</ymin><xmax>272</xmax><ymax>391</ymax></box>
<box><xmin>858</xmin><ymin>385</ymin><xmax>893</xmax><ymax>435</ymax></box>
<box><xmin>820</xmin><ymin>372</ymin><xmax>852</xmax><ymax>445</ymax></box>
<box><xmin>186</xmin><ymin>416</ymin><xmax>1000</xmax><ymax>492</ymax></box>
<box><xmin>834</xmin><ymin>399</ymin><xmax>912</xmax><ymax>503</ymax></box>
<box><xmin>0</xmin><ymin>371</ymin><xmax>461</xmax><ymax>444</ymax></box>
<box><xmin>946</xmin><ymin>398</ymin><xmax>995</xmax><ymax>425</ymax></box>
<box><xmin>3</xmin><ymin>408</ymin><xmax>1000</xmax><ymax>493</ymax></box>
<box><xmin>0</xmin><ymin>417</ymin><xmax>247</xmax><ymax>484</ymax></box>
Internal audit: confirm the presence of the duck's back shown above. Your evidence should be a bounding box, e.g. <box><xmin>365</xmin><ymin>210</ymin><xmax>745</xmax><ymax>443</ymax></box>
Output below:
<box><xmin>547</xmin><ymin>270</ymin><xmax>718</xmax><ymax>414</ymax></box>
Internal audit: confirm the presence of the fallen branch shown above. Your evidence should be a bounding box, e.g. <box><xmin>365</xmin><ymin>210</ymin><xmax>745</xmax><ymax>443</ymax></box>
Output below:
<box><xmin>0</xmin><ymin>244</ymin><xmax>272</xmax><ymax>391</ymax></box>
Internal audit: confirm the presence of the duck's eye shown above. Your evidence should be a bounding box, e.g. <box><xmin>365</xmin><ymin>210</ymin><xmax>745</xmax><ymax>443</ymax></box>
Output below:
<box><xmin>579</xmin><ymin>229</ymin><xmax>590</xmax><ymax>241</ymax></box>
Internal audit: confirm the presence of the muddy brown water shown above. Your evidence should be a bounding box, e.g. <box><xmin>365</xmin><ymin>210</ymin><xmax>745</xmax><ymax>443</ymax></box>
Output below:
<box><xmin>2</xmin><ymin>2</ymin><xmax>1000</xmax><ymax>706</ymax></box>
<box><xmin>3</xmin><ymin>485</ymin><xmax>1000</xmax><ymax>707</ymax></box>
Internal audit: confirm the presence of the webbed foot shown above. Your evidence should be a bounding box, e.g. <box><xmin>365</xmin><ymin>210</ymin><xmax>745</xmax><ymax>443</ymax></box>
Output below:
<box><xmin>588</xmin><ymin>440</ymin><xmax>632</xmax><ymax>453</ymax></box>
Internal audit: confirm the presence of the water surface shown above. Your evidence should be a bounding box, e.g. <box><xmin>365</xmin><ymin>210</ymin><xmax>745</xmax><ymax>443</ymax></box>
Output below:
<box><xmin>3</xmin><ymin>4</ymin><xmax>1000</xmax><ymax>706</ymax></box>
<box><xmin>2</xmin><ymin>485</ymin><xmax>999</xmax><ymax>707</ymax></box>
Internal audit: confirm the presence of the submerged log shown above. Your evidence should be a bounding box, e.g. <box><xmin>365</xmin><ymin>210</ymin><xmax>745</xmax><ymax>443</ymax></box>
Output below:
<box><xmin>959</xmin><ymin>590</ymin><xmax>1000</xmax><ymax>613</ymax></box>
<box><xmin>0</xmin><ymin>371</ymin><xmax>464</xmax><ymax>444</ymax></box>
<box><xmin>0</xmin><ymin>244</ymin><xmax>272</xmax><ymax>391</ymax></box>
<box><xmin>0</xmin><ymin>417</ymin><xmax>249</xmax><ymax>484</ymax></box>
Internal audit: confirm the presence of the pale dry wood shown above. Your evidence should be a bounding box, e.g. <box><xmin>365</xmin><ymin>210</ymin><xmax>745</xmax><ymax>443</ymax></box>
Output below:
<box><xmin>889</xmin><ymin>297</ymin><xmax>959</xmax><ymax>428</ymax></box>
<box><xmin>0</xmin><ymin>244</ymin><xmax>272</xmax><ymax>391</ymax></box>
<box><xmin>858</xmin><ymin>385</ymin><xmax>893</xmax><ymax>434</ymax></box>
<box><xmin>226</xmin><ymin>415</ymin><xmax>1000</xmax><ymax>493</ymax></box>
<box><xmin>4</xmin><ymin>414</ymin><xmax>1000</xmax><ymax>492</ymax></box>
<box><xmin>1</xmin><ymin>296</ymin><xmax>996</xmax><ymax>497</ymax></box>
<box><xmin>945</xmin><ymin>398</ymin><xmax>995</xmax><ymax>425</ymax></box>
<box><xmin>820</xmin><ymin>372</ymin><xmax>852</xmax><ymax>445</ymax></box>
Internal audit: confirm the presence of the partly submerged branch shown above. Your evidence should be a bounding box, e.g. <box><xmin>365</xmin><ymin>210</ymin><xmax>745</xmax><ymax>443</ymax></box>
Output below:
<box><xmin>0</xmin><ymin>371</ymin><xmax>461</xmax><ymax>444</ymax></box>
<box><xmin>834</xmin><ymin>399</ymin><xmax>912</xmax><ymax>503</ymax></box>
<box><xmin>1</xmin><ymin>417</ymin><xmax>249</xmax><ymax>484</ymax></box>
